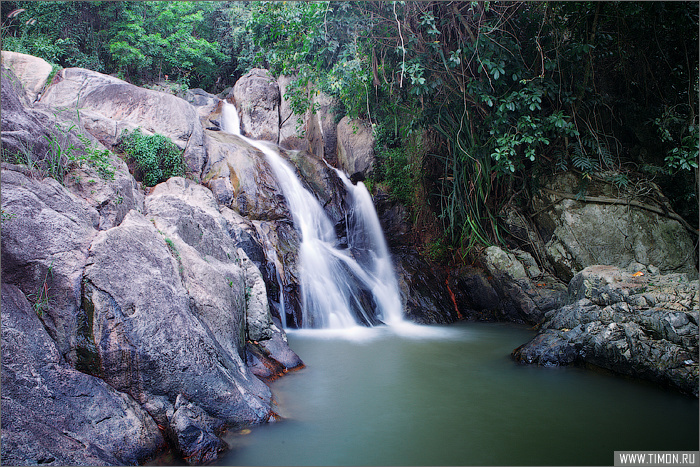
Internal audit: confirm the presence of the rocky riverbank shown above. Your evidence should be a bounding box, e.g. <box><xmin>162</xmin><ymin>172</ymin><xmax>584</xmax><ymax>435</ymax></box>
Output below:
<box><xmin>513</xmin><ymin>265</ymin><xmax>699</xmax><ymax>396</ymax></box>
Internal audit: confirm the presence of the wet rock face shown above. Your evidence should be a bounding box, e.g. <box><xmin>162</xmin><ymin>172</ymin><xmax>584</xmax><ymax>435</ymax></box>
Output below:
<box><xmin>203</xmin><ymin>130</ymin><xmax>291</xmax><ymax>221</ymax></box>
<box><xmin>513</xmin><ymin>265</ymin><xmax>699</xmax><ymax>397</ymax></box>
<box><xmin>1</xmin><ymin>283</ymin><xmax>164</xmax><ymax>466</ymax></box>
<box><xmin>394</xmin><ymin>248</ymin><xmax>459</xmax><ymax>325</ymax></box>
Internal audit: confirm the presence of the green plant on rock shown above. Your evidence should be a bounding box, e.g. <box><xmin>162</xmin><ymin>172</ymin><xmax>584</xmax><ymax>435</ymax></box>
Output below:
<box><xmin>118</xmin><ymin>128</ymin><xmax>186</xmax><ymax>187</ymax></box>
<box><xmin>164</xmin><ymin>237</ymin><xmax>184</xmax><ymax>275</ymax></box>
<box><xmin>28</xmin><ymin>262</ymin><xmax>54</xmax><ymax>317</ymax></box>
<box><xmin>1</xmin><ymin>208</ymin><xmax>16</xmax><ymax>223</ymax></box>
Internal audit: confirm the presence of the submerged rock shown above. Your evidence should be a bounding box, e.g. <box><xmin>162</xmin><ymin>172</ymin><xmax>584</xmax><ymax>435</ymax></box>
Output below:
<box><xmin>513</xmin><ymin>265</ymin><xmax>699</xmax><ymax>396</ymax></box>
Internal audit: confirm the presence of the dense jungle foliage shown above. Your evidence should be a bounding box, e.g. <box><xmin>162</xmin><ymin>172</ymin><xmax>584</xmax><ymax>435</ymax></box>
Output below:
<box><xmin>2</xmin><ymin>1</ymin><xmax>698</xmax><ymax>258</ymax></box>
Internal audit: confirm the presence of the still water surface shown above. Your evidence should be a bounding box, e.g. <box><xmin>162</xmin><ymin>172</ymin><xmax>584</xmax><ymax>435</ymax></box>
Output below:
<box><xmin>220</xmin><ymin>322</ymin><xmax>698</xmax><ymax>466</ymax></box>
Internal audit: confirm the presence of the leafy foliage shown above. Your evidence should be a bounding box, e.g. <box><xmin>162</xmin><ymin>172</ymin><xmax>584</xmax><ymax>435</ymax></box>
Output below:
<box><xmin>244</xmin><ymin>1</ymin><xmax>698</xmax><ymax>252</ymax></box>
<box><xmin>118</xmin><ymin>129</ymin><xmax>185</xmax><ymax>187</ymax></box>
<box><xmin>1</xmin><ymin>1</ymin><xmax>238</xmax><ymax>90</ymax></box>
<box><xmin>1</xmin><ymin>1</ymin><xmax>697</xmax><ymax>251</ymax></box>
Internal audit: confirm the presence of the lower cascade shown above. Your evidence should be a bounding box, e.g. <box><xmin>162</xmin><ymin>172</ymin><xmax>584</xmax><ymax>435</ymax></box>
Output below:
<box><xmin>221</xmin><ymin>102</ymin><xmax>403</xmax><ymax>329</ymax></box>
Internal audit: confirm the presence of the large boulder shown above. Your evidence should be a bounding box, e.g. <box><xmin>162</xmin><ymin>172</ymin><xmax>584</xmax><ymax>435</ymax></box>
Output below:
<box><xmin>2</xmin><ymin>64</ymin><xmax>143</xmax><ymax>231</ymax></box>
<box><xmin>39</xmin><ymin>67</ymin><xmax>207</xmax><ymax>177</ymax></box>
<box><xmin>336</xmin><ymin>116</ymin><xmax>375</xmax><ymax>179</ymax></box>
<box><xmin>513</xmin><ymin>265</ymin><xmax>699</xmax><ymax>396</ymax></box>
<box><xmin>81</xmin><ymin>209</ymin><xmax>275</xmax><ymax>462</ymax></box>
<box><xmin>1</xmin><ymin>283</ymin><xmax>164</xmax><ymax>466</ymax></box>
<box><xmin>447</xmin><ymin>257</ymin><xmax>566</xmax><ymax>325</ymax></box>
<box><xmin>394</xmin><ymin>248</ymin><xmax>459</xmax><ymax>324</ymax></box>
<box><xmin>1</xmin><ymin>65</ymin><xmax>80</xmax><ymax>168</ymax></box>
<box><xmin>277</xmin><ymin>75</ymin><xmax>309</xmax><ymax>152</ymax></box>
<box><xmin>146</xmin><ymin>177</ymin><xmax>303</xmax><ymax>379</ymax></box>
<box><xmin>202</xmin><ymin>130</ymin><xmax>290</xmax><ymax>220</ymax></box>
<box><xmin>230</xmin><ymin>68</ymin><xmax>280</xmax><ymax>143</ymax></box>
<box><xmin>1</xmin><ymin>164</ymin><xmax>99</xmax><ymax>363</ymax></box>
<box><xmin>532</xmin><ymin>172</ymin><xmax>697</xmax><ymax>282</ymax></box>
<box><xmin>183</xmin><ymin>88</ymin><xmax>222</xmax><ymax>128</ymax></box>
<box><xmin>472</xmin><ymin>245</ymin><xmax>567</xmax><ymax>324</ymax></box>
<box><xmin>1</xmin><ymin>51</ymin><xmax>53</xmax><ymax>102</ymax></box>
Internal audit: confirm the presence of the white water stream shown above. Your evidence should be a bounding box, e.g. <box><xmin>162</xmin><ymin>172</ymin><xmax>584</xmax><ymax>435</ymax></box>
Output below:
<box><xmin>221</xmin><ymin>102</ymin><xmax>403</xmax><ymax>329</ymax></box>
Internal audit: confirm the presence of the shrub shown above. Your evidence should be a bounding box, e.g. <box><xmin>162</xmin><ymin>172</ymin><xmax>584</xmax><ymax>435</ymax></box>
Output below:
<box><xmin>119</xmin><ymin>129</ymin><xmax>185</xmax><ymax>186</ymax></box>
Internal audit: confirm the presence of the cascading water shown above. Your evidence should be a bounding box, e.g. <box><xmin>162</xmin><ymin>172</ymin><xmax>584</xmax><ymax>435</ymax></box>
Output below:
<box><xmin>333</xmin><ymin>169</ymin><xmax>403</xmax><ymax>325</ymax></box>
<box><xmin>221</xmin><ymin>101</ymin><xmax>403</xmax><ymax>329</ymax></box>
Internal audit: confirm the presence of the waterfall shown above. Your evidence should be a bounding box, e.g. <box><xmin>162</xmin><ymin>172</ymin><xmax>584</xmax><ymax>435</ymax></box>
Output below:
<box><xmin>221</xmin><ymin>101</ymin><xmax>403</xmax><ymax>329</ymax></box>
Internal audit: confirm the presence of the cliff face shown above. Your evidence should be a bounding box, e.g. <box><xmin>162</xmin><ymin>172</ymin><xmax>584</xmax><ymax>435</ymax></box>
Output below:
<box><xmin>1</xmin><ymin>54</ymin><xmax>305</xmax><ymax>465</ymax></box>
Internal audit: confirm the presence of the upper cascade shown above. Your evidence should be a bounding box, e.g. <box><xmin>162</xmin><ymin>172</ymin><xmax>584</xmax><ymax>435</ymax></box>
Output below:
<box><xmin>221</xmin><ymin>101</ymin><xmax>403</xmax><ymax>328</ymax></box>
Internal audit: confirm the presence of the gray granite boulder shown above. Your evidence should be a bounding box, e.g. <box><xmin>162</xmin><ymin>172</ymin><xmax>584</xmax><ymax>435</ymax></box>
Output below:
<box><xmin>1</xmin><ymin>283</ymin><xmax>164</xmax><ymax>466</ymax></box>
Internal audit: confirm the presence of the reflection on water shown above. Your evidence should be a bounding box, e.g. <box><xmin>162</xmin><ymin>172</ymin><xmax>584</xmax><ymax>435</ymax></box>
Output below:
<box><xmin>220</xmin><ymin>322</ymin><xmax>699</xmax><ymax>466</ymax></box>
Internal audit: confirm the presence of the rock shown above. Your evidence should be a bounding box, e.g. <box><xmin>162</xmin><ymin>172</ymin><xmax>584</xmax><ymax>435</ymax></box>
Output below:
<box><xmin>39</xmin><ymin>67</ymin><xmax>207</xmax><ymax>177</ymax></box>
<box><xmin>374</xmin><ymin>189</ymin><xmax>411</xmax><ymax>247</ymax></box>
<box><xmin>395</xmin><ymin>248</ymin><xmax>459</xmax><ymax>324</ymax></box>
<box><xmin>284</xmin><ymin>147</ymin><xmax>347</xmax><ymax>224</ymax></box>
<box><xmin>306</xmin><ymin>89</ymin><xmax>339</xmax><ymax>165</ymax></box>
<box><xmin>2</xmin><ymin>64</ymin><xmax>142</xmax><ymax>231</ymax></box>
<box><xmin>513</xmin><ymin>249</ymin><xmax>542</xmax><ymax>279</ymax></box>
<box><xmin>170</xmin><ymin>396</ymin><xmax>227</xmax><ymax>465</ymax></box>
<box><xmin>336</xmin><ymin>116</ymin><xmax>375</xmax><ymax>179</ymax></box>
<box><xmin>449</xmin><ymin>263</ymin><xmax>567</xmax><ymax>325</ymax></box>
<box><xmin>183</xmin><ymin>88</ymin><xmax>221</xmax><ymax>123</ymax></box>
<box><xmin>512</xmin><ymin>330</ymin><xmax>580</xmax><ymax>366</ymax></box>
<box><xmin>81</xmin><ymin>210</ymin><xmax>275</xmax><ymax>460</ymax></box>
<box><xmin>1</xmin><ymin>164</ymin><xmax>99</xmax><ymax>362</ymax></box>
<box><xmin>532</xmin><ymin>172</ymin><xmax>697</xmax><ymax>281</ymax></box>
<box><xmin>252</xmin><ymin>219</ymin><xmax>304</xmax><ymax>328</ymax></box>
<box><xmin>277</xmin><ymin>75</ymin><xmax>309</xmax><ymax>151</ymax></box>
<box><xmin>246</xmin><ymin>318</ymin><xmax>305</xmax><ymax>381</ymax></box>
<box><xmin>1</xmin><ymin>283</ymin><xmax>164</xmax><ymax>466</ymax></box>
<box><xmin>238</xmin><ymin>249</ymin><xmax>274</xmax><ymax>342</ymax></box>
<box><xmin>202</xmin><ymin>130</ymin><xmax>290</xmax><ymax>220</ymax></box>
<box><xmin>1</xmin><ymin>65</ymin><xmax>78</xmax><ymax>168</ymax></box>
<box><xmin>484</xmin><ymin>245</ymin><xmax>529</xmax><ymax>281</ymax></box>
<box><xmin>513</xmin><ymin>265</ymin><xmax>699</xmax><ymax>396</ymax></box>
<box><xmin>230</xmin><ymin>68</ymin><xmax>280</xmax><ymax>143</ymax></box>
<box><xmin>146</xmin><ymin>177</ymin><xmax>302</xmax><ymax>381</ymax></box>
<box><xmin>477</xmin><ymin>246</ymin><xmax>566</xmax><ymax>324</ymax></box>
<box><xmin>63</xmin><ymin>151</ymin><xmax>145</xmax><ymax>230</ymax></box>
<box><xmin>1</xmin><ymin>51</ymin><xmax>53</xmax><ymax>102</ymax></box>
